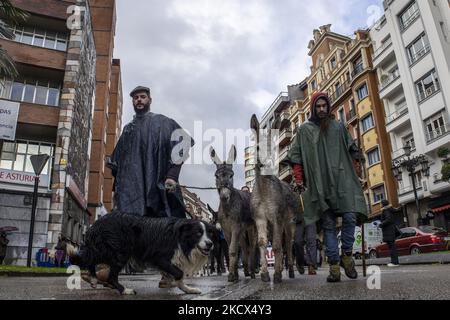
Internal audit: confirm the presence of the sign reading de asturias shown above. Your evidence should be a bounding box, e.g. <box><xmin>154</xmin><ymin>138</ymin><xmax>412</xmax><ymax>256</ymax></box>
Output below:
<box><xmin>0</xmin><ymin>99</ymin><xmax>20</xmax><ymax>141</ymax></box>
<box><xmin>0</xmin><ymin>169</ymin><xmax>50</xmax><ymax>188</ymax></box>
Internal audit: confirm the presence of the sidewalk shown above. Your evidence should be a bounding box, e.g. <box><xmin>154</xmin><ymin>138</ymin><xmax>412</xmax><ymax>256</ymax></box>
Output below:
<box><xmin>355</xmin><ymin>252</ymin><xmax>450</xmax><ymax>266</ymax></box>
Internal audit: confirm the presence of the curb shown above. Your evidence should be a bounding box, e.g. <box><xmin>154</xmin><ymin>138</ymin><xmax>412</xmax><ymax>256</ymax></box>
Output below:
<box><xmin>0</xmin><ymin>272</ymin><xmax>68</xmax><ymax>277</ymax></box>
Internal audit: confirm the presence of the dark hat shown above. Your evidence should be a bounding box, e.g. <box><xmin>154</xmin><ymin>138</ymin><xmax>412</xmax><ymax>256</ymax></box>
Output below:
<box><xmin>130</xmin><ymin>86</ymin><xmax>151</xmax><ymax>98</ymax></box>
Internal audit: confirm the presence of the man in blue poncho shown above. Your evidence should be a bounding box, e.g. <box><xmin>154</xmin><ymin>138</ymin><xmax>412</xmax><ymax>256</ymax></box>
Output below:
<box><xmin>108</xmin><ymin>86</ymin><xmax>194</xmax><ymax>219</ymax></box>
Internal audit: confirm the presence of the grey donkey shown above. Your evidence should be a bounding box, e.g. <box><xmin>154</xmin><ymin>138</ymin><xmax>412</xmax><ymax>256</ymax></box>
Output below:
<box><xmin>210</xmin><ymin>145</ymin><xmax>258</xmax><ymax>282</ymax></box>
<box><xmin>250</xmin><ymin>114</ymin><xmax>300</xmax><ymax>283</ymax></box>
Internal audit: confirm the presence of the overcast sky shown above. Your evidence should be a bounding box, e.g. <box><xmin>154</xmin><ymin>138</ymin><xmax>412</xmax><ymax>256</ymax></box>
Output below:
<box><xmin>114</xmin><ymin>0</ymin><xmax>383</xmax><ymax>209</ymax></box>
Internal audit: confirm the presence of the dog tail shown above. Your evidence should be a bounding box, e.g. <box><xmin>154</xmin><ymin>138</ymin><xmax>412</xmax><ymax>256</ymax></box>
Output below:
<box><xmin>66</xmin><ymin>244</ymin><xmax>94</xmax><ymax>268</ymax></box>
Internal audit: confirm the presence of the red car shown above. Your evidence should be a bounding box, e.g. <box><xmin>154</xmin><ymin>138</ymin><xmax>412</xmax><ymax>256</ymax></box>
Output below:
<box><xmin>369</xmin><ymin>226</ymin><xmax>450</xmax><ymax>259</ymax></box>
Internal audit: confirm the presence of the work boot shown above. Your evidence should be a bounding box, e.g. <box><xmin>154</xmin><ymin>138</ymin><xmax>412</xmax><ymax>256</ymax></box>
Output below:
<box><xmin>326</xmin><ymin>262</ymin><xmax>341</xmax><ymax>283</ymax></box>
<box><xmin>308</xmin><ymin>265</ymin><xmax>317</xmax><ymax>276</ymax></box>
<box><xmin>296</xmin><ymin>263</ymin><xmax>305</xmax><ymax>275</ymax></box>
<box><xmin>340</xmin><ymin>253</ymin><xmax>358</xmax><ymax>279</ymax></box>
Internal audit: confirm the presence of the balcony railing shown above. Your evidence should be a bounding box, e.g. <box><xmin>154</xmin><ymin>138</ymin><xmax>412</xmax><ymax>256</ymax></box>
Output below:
<box><xmin>385</xmin><ymin>104</ymin><xmax>408</xmax><ymax>124</ymax></box>
<box><xmin>280</xmin><ymin>110</ymin><xmax>291</xmax><ymax>121</ymax></box>
<box><xmin>346</xmin><ymin>108</ymin><xmax>357</xmax><ymax>122</ymax></box>
<box><xmin>351</xmin><ymin>63</ymin><xmax>364</xmax><ymax>78</ymax></box>
<box><xmin>392</xmin><ymin>146</ymin><xmax>416</xmax><ymax>160</ymax></box>
<box><xmin>380</xmin><ymin>69</ymin><xmax>400</xmax><ymax>91</ymax></box>
<box><xmin>279</xmin><ymin>166</ymin><xmax>291</xmax><ymax>179</ymax></box>
<box><xmin>329</xmin><ymin>79</ymin><xmax>351</xmax><ymax>105</ymax></box>
<box><xmin>398</xmin><ymin>184</ymin><xmax>422</xmax><ymax>196</ymax></box>
<box><xmin>409</xmin><ymin>45</ymin><xmax>431</xmax><ymax>65</ymax></box>
<box><xmin>278</xmin><ymin>146</ymin><xmax>291</xmax><ymax>161</ymax></box>
<box><xmin>425</xmin><ymin>123</ymin><xmax>450</xmax><ymax>143</ymax></box>
<box><xmin>418</xmin><ymin>83</ymin><xmax>440</xmax><ymax>102</ymax></box>
<box><xmin>400</xmin><ymin>9</ymin><xmax>420</xmax><ymax>32</ymax></box>
<box><xmin>373</xmin><ymin>37</ymin><xmax>392</xmax><ymax>60</ymax></box>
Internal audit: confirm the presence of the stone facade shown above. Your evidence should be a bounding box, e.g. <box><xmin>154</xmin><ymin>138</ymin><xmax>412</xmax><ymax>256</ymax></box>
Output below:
<box><xmin>49</xmin><ymin>0</ymin><xmax>96</xmax><ymax>248</ymax></box>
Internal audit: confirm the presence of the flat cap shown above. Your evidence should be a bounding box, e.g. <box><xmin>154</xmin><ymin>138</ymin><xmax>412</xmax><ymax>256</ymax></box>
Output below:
<box><xmin>130</xmin><ymin>86</ymin><xmax>151</xmax><ymax>97</ymax></box>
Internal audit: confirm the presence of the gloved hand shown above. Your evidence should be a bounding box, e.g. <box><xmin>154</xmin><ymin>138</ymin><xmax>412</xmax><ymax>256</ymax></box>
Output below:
<box><xmin>293</xmin><ymin>164</ymin><xmax>304</xmax><ymax>185</ymax></box>
<box><xmin>353</xmin><ymin>160</ymin><xmax>362</xmax><ymax>177</ymax></box>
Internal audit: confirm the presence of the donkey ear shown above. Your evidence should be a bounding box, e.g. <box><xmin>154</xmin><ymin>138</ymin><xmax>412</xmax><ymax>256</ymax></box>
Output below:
<box><xmin>207</xmin><ymin>204</ymin><xmax>215</xmax><ymax>214</ymax></box>
<box><xmin>226</xmin><ymin>145</ymin><xmax>237</xmax><ymax>164</ymax></box>
<box><xmin>250</xmin><ymin>114</ymin><xmax>260</xmax><ymax>132</ymax></box>
<box><xmin>209</xmin><ymin>146</ymin><xmax>222</xmax><ymax>165</ymax></box>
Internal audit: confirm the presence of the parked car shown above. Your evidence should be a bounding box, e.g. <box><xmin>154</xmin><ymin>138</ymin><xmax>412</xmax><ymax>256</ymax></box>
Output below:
<box><xmin>369</xmin><ymin>226</ymin><xmax>450</xmax><ymax>259</ymax></box>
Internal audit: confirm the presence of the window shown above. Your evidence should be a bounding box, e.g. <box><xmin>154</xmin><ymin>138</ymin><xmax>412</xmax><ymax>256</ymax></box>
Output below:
<box><xmin>0</xmin><ymin>141</ymin><xmax>54</xmax><ymax>175</ymax></box>
<box><xmin>424</xmin><ymin>112</ymin><xmax>448</xmax><ymax>142</ymax></box>
<box><xmin>338</xmin><ymin>108</ymin><xmax>345</xmax><ymax>123</ymax></box>
<box><xmin>372</xmin><ymin>185</ymin><xmax>386</xmax><ymax>204</ymax></box>
<box><xmin>11</xmin><ymin>26</ymin><xmax>68</xmax><ymax>51</ymax></box>
<box><xmin>0</xmin><ymin>78</ymin><xmax>61</xmax><ymax>106</ymax></box>
<box><xmin>311</xmin><ymin>79</ymin><xmax>317</xmax><ymax>90</ymax></box>
<box><xmin>367</xmin><ymin>147</ymin><xmax>381</xmax><ymax>166</ymax></box>
<box><xmin>399</xmin><ymin>1</ymin><xmax>420</xmax><ymax>31</ymax></box>
<box><xmin>407</xmin><ymin>33</ymin><xmax>430</xmax><ymax>65</ymax></box>
<box><xmin>361</xmin><ymin>113</ymin><xmax>374</xmax><ymax>132</ymax></box>
<box><xmin>416</xmin><ymin>70</ymin><xmax>440</xmax><ymax>102</ymax></box>
<box><xmin>402</xmin><ymin>134</ymin><xmax>416</xmax><ymax>150</ymax></box>
<box><xmin>330</xmin><ymin>56</ymin><xmax>337</xmax><ymax>70</ymax></box>
<box><xmin>356</xmin><ymin>83</ymin><xmax>368</xmax><ymax>101</ymax></box>
<box><xmin>245</xmin><ymin>170</ymin><xmax>255</xmax><ymax>178</ymax></box>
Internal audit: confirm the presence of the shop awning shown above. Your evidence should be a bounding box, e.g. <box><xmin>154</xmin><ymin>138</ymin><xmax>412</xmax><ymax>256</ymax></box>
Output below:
<box><xmin>431</xmin><ymin>204</ymin><xmax>450</xmax><ymax>213</ymax></box>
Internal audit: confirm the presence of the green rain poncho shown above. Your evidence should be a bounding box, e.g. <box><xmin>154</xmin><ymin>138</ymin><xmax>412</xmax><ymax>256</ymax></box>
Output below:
<box><xmin>287</xmin><ymin>95</ymin><xmax>367</xmax><ymax>226</ymax></box>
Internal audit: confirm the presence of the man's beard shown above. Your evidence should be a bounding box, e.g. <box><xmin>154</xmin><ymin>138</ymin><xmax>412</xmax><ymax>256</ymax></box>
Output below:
<box><xmin>133</xmin><ymin>102</ymin><xmax>151</xmax><ymax>115</ymax></box>
<box><xmin>319</xmin><ymin>116</ymin><xmax>330</xmax><ymax>133</ymax></box>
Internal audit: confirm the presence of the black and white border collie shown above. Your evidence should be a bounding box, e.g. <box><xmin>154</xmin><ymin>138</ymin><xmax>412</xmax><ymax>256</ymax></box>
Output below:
<box><xmin>67</xmin><ymin>212</ymin><xmax>217</xmax><ymax>295</ymax></box>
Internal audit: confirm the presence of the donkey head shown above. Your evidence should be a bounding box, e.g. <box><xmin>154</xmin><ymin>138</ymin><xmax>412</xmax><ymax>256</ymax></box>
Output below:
<box><xmin>210</xmin><ymin>145</ymin><xmax>237</xmax><ymax>202</ymax></box>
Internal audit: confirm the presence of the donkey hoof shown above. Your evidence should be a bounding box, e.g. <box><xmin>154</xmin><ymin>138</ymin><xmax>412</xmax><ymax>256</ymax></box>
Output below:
<box><xmin>228</xmin><ymin>273</ymin><xmax>239</xmax><ymax>283</ymax></box>
<box><xmin>289</xmin><ymin>269</ymin><xmax>295</xmax><ymax>279</ymax></box>
<box><xmin>273</xmin><ymin>273</ymin><xmax>283</xmax><ymax>284</ymax></box>
<box><xmin>261</xmin><ymin>272</ymin><xmax>271</xmax><ymax>283</ymax></box>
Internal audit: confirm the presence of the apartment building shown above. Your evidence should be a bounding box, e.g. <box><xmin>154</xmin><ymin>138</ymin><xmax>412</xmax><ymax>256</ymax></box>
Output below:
<box><xmin>0</xmin><ymin>0</ymin><xmax>122</xmax><ymax>265</ymax></box>
<box><xmin>370</xmin><ymin>0</ymin><xmax>450</xmax><ymax>229</ymax></box>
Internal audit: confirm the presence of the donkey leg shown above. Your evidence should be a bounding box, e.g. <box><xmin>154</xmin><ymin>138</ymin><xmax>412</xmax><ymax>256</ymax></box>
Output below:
<box><xmin>247</xmin><ymin>226</ymin><xmax>257</xmax><ymax>279</ymax></box>
<box><xmin>227</xmin><ymin>229</ymin><xmax>240</xmax><ymax>283</ymax></box>
<box><xmin>273</xmin><ymin>223</ymin><xmax>284</xmax><ymax>284</ymax></box>
<box><xmin>256</xmin><ymin>218</ymin><xmax>270</xmax><ymax>283</ymax></box>
<box><xmin>285</xmin><ymin>222</ymin><xmax>296</xmax><ymax>279</ymax></box>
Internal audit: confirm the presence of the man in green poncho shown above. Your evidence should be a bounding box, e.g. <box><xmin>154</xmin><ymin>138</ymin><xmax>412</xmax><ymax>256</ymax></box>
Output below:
<box><xmin>287</xmin><ymin>92</ymin><xmax>367</xmax><ymax>283</ymax></box>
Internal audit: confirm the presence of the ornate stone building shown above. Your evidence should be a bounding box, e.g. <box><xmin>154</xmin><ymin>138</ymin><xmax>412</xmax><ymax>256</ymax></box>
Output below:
<box><xmin>0</xmin><ymin>0</ymin><xmax>122</xmax><ymax>265</ymax></box>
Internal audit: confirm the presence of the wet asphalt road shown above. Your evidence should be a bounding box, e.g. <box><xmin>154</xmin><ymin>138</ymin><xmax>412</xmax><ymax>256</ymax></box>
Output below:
<box><xmin>0</xmin><ymin>265</ymin><xmax>449</xmax><ymax>300</ymax></box>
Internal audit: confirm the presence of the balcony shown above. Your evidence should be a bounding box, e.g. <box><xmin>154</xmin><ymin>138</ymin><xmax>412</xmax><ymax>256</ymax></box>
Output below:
<box><xmin>351</xmin><ymin>63</ymin><xmax>364</xmax><ymax>79</ymax></box>
<box><xmin>392</xmin><ymin>146</ymin><xmax>416</xmax><ymax>161</ymax></box>
<box><xmin>425</xmin><ymin>123</ymin><xmax>450</xmax><ymax>144</ymax></box>
<box><xmin>280</xmin><ymin>111</ymin><xmax>290</xmax><ymax>122</ymax></box>
<box><xmin>409</xmin><ymin>45</ymin><xmax>431</xmax><ymax>66</ymax></box>
<box><xmin>379</xmin><ymin>69</ymin><xmax>402</xmax><ymax>99</ymax></box>
<box><xmin>346</xmin><ymin>109</ymin><xmax>358</xmax><ymax>124</ymax></box>
<box><xmin>329</xmin><ymin>79</ymin><xmax>351</xmax><ymax>106</ymax></box>
<box><xmin>385</xmin><ymin>105</ymin><xmax>410</xmax><ymax>133</ymax></box>
<box><xmin>418</xmin><ymin>84</ymin><xmax>440</xmax><ymax>103</ymax></box>
<box><xmin>278</xmin><ymin>146</ymin><xmax>291</xmax><ymax>163</ymax></box>
<box><xmin>279</xmin><ymin>166</ymin><xmax>292</xmax><ymax>181</ymax></box>
<box><xmin>278</xmin><ymin>129</ymin><xmax>293</xmax><ymax>146</ymax></box>
<box><xmin>373</xmin><ymin>39</ymin><xmax>395</xmax><ymax>69</ymax></box>
<box><xmin>400</xmin><ymin>9</ymin><xmax>420</xmax><ymax>32</ymax></box>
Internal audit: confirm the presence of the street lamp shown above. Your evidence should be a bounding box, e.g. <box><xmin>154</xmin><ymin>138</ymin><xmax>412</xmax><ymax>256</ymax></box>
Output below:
<box><xmin>27</xmin><ymin>154</ymin><xmax>50</xmax><ymax>267</ymax></box>
<box><xmin>391</xmin><ymin>143</ymin><xmax>430</xmax><ymax>226</ymax></box>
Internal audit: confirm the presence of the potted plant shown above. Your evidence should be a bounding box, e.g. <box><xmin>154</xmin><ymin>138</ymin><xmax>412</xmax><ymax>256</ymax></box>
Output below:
<box><xmin>442</xmin><ymin>164</ymin><xmax>450</xmax><ymax>183</ymax></box>
<box><xmin>437</xmin><ymin>147</ymin><xmax>450</xmax><ymax>164</ymax></box>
